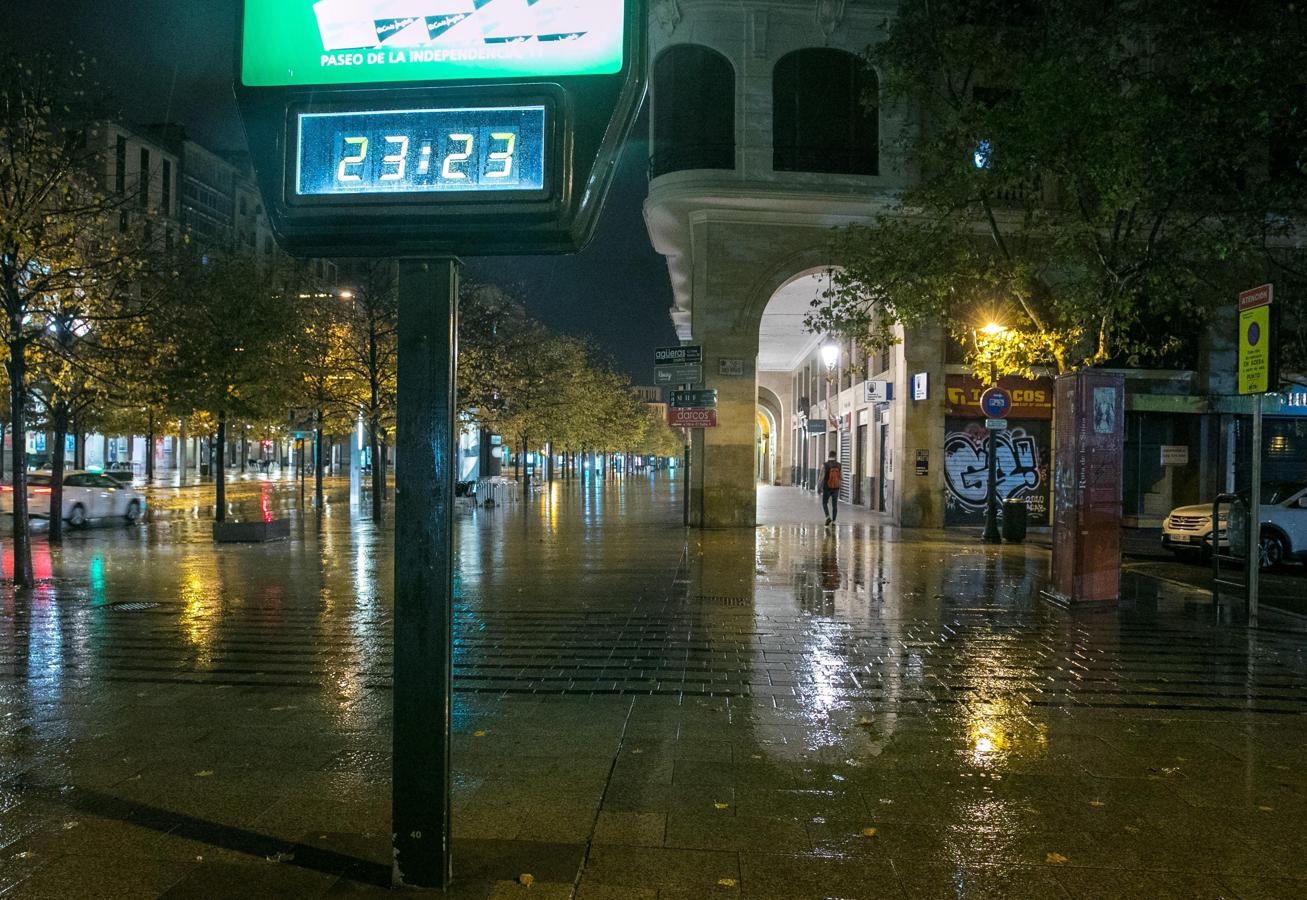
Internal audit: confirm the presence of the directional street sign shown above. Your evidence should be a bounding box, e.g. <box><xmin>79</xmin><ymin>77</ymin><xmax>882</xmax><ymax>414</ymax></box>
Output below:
<box><xmin>670</xmin><ymin>389</ymin><xmax>718</xmax><ymax>409</ymax></box>
<box><xmin>668</xmin><ymin>407</ymin><xmax>718</xmax><ymax>428</ymax></box>
<box><xmin>979</xmin><ymin>387</ymin><xmax>1013</xmax><ymax>419</ymax></box>
<box><xmin>655</xmin><ymin>346</ymin><xmax>703</xmax><ymax>366</ymax></box>
<box><xmin>985</xmin><ymin>419</ymin><xmax>1008</xmax><ymax>431</ymax></box>
<box><xmin>654</xmin><ymin>364</ymin><xmax>703</xmax><ymax>385</ymax></box>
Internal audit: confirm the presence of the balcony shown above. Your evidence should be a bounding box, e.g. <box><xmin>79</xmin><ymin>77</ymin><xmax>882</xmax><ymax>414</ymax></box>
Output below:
<box><xmin>772</xmin><ymin>145</ymin><xmax>878</xmax><ymax>178</ymax></box>
<box><xmin>649</xmin><ymin>143</ymin><xmax>736</xmax><ymax>179</ymax></box>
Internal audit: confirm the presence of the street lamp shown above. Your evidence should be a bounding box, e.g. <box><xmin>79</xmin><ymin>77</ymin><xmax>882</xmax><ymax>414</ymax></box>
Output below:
<box><xmin>977</xmin><ymin>322</ymin><xmax>1007</xmax><ymax>544</ymax></box>
<box><xmin>820</xmin><ymin>341</ymin><xmax>840</xmax><ymax>371</ymax></box>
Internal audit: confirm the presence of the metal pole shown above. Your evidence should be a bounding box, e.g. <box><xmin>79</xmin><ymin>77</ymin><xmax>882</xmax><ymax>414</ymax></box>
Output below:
<box><xmin>1247</xmin><ymin>396</ymin><xmax>1262</xmax><ymax>621</ymax></box>
<box><xmin>982</xmin><ymin>362</ymin><xmax>1001</xmax><ymax>544</ymax></box>
<box><xmin>392</xmin><ymin>258</ymin><xmax>457</xmax><ymax>890</ymax></box>
<box><xmin>683</xmin><ymin>438</ymin><xmax>690</xmax><ymax>527</ymax></box>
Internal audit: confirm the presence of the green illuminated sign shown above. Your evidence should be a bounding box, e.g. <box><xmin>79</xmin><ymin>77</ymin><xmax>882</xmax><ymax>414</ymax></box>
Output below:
<box><xmin>241</xmin><ymin>0</ymin><xmax>626</xmax><ymax>87</ymax></box>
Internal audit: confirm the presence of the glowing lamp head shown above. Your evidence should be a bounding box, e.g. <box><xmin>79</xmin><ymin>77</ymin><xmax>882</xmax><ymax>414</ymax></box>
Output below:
<box><xmin>980</xmin><ymin>323</ymin><xmax>1007</xmax><ymax>337</ymax></box>
<box><xmin>820</xmin><ymin>343</ymin><xmax>841</xmax><ymax>370</ymax></box>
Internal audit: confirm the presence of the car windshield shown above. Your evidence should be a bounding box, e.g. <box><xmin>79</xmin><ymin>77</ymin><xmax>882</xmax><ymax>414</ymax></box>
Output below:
<box><xmin>1263</xmin><ymin>483</ymin><xmax>1307</xmax><ymax>505</ymax></box>
<box><xmin>27</xmin><ymin>474</ymin><xmax>51</xmax><ymax>486</ymax></box>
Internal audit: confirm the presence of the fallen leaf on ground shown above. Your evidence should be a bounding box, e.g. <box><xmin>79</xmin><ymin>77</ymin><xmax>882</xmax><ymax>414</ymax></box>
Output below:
<box><xmin>1046</xmin><ymin>853</ymin><xmax>1069</xmax><ymax>865</ymax></box>
<box><xmin>194</xmin><ymin>770</ymin><xmax>214</xmax><ymax>778</ymax></box>
<box><xmin>717</xmin><ymin>878</ymin><xmax>738</xmax><ymax>887</ymax></box>
<box><xmin>1089</xmin><ymin>800</ymin><xmax>1105</xmax><ymax>808</ymax></box>
<box><xmin>861</xmin><ymin>827</ymin><xmax>878</xmax><ymax>837</ymax></box>
<box><xmin>713</xmin><ymin>802</ymin><xmax>730</xmax><ymax>810</ymax></box>
<box><xmin>518</xmin><ymin>873</ymin><xmax>534</xmax><ymax>886</ymax></box>
<box><xmin>473</xmin><ymin>730</ymin><xmax>487</xmax><ymax>738</ymax></box>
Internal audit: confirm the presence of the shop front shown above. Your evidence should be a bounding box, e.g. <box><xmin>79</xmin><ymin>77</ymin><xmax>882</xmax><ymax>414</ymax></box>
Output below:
<box><xmin>943</xmin><ymin>375</ymin><xmax>1054</xmax><ymax>527</ymax></box>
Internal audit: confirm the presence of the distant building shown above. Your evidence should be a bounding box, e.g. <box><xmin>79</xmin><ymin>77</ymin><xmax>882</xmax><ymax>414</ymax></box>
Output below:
<box><xmin>632</xmin><ymin>385</ymin><xmax>663</xmax><ymax>404</ymax></box>
<box><xmin>86</xmin><ymin>121</ymin><xmax>180</xmax><ymax>250</ymax></box>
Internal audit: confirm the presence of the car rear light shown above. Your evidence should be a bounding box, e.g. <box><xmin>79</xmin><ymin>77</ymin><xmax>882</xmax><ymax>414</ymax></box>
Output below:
<box><xmin>0</xmin><ymin>486</ymin><xmax>11</xmax><ymax>493</ymax></box>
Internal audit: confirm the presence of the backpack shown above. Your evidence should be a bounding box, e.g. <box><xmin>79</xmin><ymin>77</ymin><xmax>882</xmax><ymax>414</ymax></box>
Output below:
<box><xmin>825</xmin><ymin>463</ymin><xmax>842</xmax><ymax>491</ymax></box>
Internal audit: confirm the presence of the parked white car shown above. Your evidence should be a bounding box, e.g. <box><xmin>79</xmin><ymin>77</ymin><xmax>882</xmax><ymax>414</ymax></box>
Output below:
<box><xmin>1241</xmin><ymin>482</ymin><xmax>1307</xmax><ymax>569</ymax></box>
<box><xmin>1162</xmin><ymin>504</ymin><xmax>1228</xmax><ymax>558</ymax></box>
<box><xmin>1165</xmin><ymin>482</ymin><xmax>1307</xmax><ymax>569</ymax></box>
<box><xmin>0</xmin><ymin>470</ymin><xmax>146</xmax><ymax>526</ymax></box>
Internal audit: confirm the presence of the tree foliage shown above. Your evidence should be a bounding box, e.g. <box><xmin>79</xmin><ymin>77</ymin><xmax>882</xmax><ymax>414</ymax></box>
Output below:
<box><xmin>813</xmin><ymin>0</ymin><xmax>1307</xmax><ymax>377</ymax></box>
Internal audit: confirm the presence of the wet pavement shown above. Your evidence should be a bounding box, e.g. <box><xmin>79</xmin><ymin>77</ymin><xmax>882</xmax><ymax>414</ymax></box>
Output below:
<box><xmin>1</xmin><ymin>476</ymin><xmax>1306</xmax><ymax>898</ymax></box>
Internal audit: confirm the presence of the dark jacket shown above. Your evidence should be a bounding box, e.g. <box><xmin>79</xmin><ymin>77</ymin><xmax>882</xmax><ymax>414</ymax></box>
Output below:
<box><xmin>821</xmin><ymin>459</ymin><xmax>842</xmax><ymax>494</ymax></box>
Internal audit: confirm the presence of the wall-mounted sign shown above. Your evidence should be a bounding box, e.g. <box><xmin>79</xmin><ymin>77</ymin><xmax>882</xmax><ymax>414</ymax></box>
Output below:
<box><xmin>945</xmin><ymin>375</ymin><xmax>1053</xmax><ymax>419</ymax></box>
<box><xmin>806</xmin><ymin>419</ymin><xmax>827</xmax><ymax>434</ymax></box>
<box><xmin>718</xmin><ymin>357</ymin><xmax>745</xmax><ymax>376</ymax></box>
<box><xmin>915</xmin><ymin>449</ymin><xmax>929</xmax><ymax>476</ymax></box>
<box><xmin>1160</xmin><ymin>445</ymin><xmax>1190</xmax><ymax>466</ymax></box>
<box><xmin>655</xmin><ymin>346</ymin><xmax>702</xmax><ymax>366</ymax></box>
<box><xmin>668</xmin><ymin>407</ymin><xmax>717</xmax><ymax>428</ymax></box>
<box><xmin>1238</xmin><ymin>284</ymin><xmax>1275</xmax><ymax>396</ymax></box>
<box><xmin>295</xmin><ymin>105</ymin><xmax>547</xmax><ymax>197</ymax></box>
<box><xmin>912</xmin><ymin>373</ymin><xmax>928</xmax><ymax>401</ymax></box>
<box><xmin>985</xmin><ymin>418</ymin><xmax>1008</xmax><ymax>431</ymax></box>
<box><xmin>241</xmin><ymin>0</ymin><xmax>627</xmax><ymax>88</ymax></box>
<box><xmin>863</xmin><ymin>380</ymin><xmax>893</xmax><ymax>403</ymax></box>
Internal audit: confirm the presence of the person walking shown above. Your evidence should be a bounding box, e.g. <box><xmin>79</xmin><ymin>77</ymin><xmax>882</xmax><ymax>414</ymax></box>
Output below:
<box><xmin>821</xmin><ymin>450</ymin><xmax>842</xmax><ymax>526</ymax></box>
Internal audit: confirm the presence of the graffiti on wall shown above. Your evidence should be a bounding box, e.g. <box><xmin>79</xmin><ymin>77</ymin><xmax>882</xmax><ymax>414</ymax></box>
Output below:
<box><xmin>944</xmin><ymin>419</ymin><xmax>1050</xmax><ymax>525</ymax></box>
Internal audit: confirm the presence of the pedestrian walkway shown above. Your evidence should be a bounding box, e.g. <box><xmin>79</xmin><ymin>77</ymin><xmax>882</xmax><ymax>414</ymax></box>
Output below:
<box><xmin>1</xmin><ymin>474</ymin><xmax>1306</xmax><ymax>898</ymax></box>
<box><xmin>757</xmin><ymin>484</ymin><xmax>884</xmax><ymax>527</ymax></box>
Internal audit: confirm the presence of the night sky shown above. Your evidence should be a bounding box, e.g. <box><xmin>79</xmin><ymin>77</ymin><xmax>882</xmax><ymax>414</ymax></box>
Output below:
<box><xmin>2</xmin><ymin>0</ymin><xmax>677</xmax><ymax>382</ymax></box>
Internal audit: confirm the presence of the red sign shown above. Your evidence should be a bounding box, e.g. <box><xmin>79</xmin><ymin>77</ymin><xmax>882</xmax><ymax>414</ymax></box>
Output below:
<box><xmin>1239</xmin><ymin>284</ymin><xmax>1273</xmax><ymax>311</ymax></box>
<box><xmin>945</xmin><ymin>375</ymin><xmax>1053</xmax><ymax>419</ymax></box>
<box><xmin>668</xmin><ymin>407</ymin><xmax>718</xmax><ymax>428</ymax></box>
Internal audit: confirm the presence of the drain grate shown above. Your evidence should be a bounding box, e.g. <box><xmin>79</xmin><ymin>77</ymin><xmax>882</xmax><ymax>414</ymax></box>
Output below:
<box><xmin>693</xmin><ymin>595</ymin><xmax>751</xmax><ymax>606</ymax></box>
<box><xmin>107</xmin><ymin>602</ymin><xmax>161</xmax><ymax>612</ymax></box>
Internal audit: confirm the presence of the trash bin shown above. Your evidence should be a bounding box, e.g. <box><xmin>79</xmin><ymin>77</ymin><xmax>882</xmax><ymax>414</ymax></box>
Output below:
<box><xmin>1001</xmin><ymin>498</ymin><xmax>1028</xmax><ymax>543</ymax></box>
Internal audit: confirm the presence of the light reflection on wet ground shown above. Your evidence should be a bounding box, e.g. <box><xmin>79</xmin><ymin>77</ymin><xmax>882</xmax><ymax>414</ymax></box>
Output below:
<box><xmin>0</xmin><ymin>476</ymin><xmax>1305</xmax><ymax>898</ymax></box>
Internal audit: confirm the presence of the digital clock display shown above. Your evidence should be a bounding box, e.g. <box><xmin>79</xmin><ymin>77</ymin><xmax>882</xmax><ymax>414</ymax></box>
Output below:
<box><xmin>295</xmin><ymin>105</ymin><xmax>546</xmax><ymax>197</ymax></box>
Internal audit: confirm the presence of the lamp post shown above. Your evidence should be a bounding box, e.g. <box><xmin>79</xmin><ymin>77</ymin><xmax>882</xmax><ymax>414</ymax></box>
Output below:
<box><xmin>979</xmin><ymin>323</ymin><xmax>1006</xmax><ymax>545</ymax></box>
<box><xmin>820</xmin><ymin>342</ymin><xmax>840</xmax><ymax>482</ymax></box>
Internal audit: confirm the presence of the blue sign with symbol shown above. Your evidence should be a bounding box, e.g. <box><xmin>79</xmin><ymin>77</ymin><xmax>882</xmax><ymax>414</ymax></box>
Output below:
<box><xmin>979</xmin><ymin>387</ymin><xmax>1013</xmax><ymax>419</ymax></box>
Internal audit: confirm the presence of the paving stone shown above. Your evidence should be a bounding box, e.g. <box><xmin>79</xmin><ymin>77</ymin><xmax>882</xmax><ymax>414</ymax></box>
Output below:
<box><xmin>2</xmin><ymin>479</ymin><xmax>1306</xmax><ymax>898</ymax></box>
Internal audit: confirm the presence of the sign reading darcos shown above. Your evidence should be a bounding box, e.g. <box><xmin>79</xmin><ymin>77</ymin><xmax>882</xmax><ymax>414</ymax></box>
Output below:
<box><xmin>241</xmin><ymin>0</ymin><xmax>626</xmax><ymax>87</ymax></box>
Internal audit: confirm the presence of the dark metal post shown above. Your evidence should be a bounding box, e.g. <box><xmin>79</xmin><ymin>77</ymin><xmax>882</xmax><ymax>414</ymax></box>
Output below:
<box><xmin>392</xmin><ymin>258</ymin><xmax>457</xmax><ymax>890</ymax></box>
<box><xmin>683</xmin><ymin>440</ymin><xmax>690</xmax><ymax>527</ymax></box>
<box><xmin>1247</xmin><ymin>398</ymin><xmax>1262</xmax><ymax>620</ymax></box>
<box><xmin>982</xmin><ymin>361</ymin><xmax>1002</xmax><ymax>544</ymax></box>
<box><xmin>216</xmin><ymin>413</ymin><xmax>226</xmax><ymax>523</ymax></box>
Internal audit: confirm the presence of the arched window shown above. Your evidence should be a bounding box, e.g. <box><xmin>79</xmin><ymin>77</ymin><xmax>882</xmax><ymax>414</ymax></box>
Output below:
<box><xmin>773</xmin><ymin>49</ymin><xmax>878</xmax><ymax>176</ymax></box>
<box><xmin>652</xmin><ymin>45</ymin><xmax>735</xmax><ymax>177</ymax></box>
